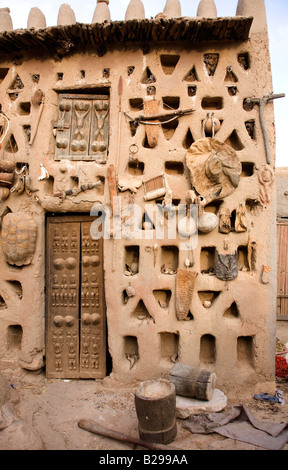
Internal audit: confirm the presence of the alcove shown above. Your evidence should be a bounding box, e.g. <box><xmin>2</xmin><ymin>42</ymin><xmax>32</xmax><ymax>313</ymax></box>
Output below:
<box><xmin>237</xmin><ymin>336</ymin><xmax>254</xmax><ymax>367</ymax></box>
<box><xmin>160</xmin><ymin>55</ymin><xmax>180</xmax><ymax>75</ymax></box>
<box><xmin>200</xmin><ymin>334</ymin><xmax>216</xmax><ymax>364</ymax></box>
<box><xmin>159</xmin><ymin>332</ymin><xmax>179</xmax><ymax>360</ymax></box>
<box><xmin>7</xmin><ymin>325</ymin><xmax>23</xmax><ymax>351</ymax></box>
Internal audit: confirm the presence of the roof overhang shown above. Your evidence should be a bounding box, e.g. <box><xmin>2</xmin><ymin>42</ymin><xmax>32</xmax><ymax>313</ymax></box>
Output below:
<box><xmin>0</xmin><ymin>16</ymin><xmax>253</xmax><ymax>58</ymax></box>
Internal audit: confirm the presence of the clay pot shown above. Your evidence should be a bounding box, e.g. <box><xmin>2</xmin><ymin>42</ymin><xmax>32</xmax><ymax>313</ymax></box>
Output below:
<box><xmin>204</xmin><ymin>116</ymin><xmax>221</xmax><ymax>135</ymax></box>
<box><xmin>178</xmin><ymin>214</ymin><xmax>197</xmax><ymax>238</ymax></box>
<box><xmin>198</xmin><ymin>211</ymin><xmax>218</xmax><ymax>233</ymax></box>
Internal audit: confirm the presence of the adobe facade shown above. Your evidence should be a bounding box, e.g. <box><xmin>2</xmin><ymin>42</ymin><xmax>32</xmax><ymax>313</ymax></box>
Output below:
<box><xmin>0</xmin><ymin>0</ymin><xmax>279</xmax><ymax>397</ymax></box>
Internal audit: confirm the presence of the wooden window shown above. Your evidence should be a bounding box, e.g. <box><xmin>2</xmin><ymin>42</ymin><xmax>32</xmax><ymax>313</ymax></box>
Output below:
<box><xmin>54</xmin><ymin>93</ymin><xmax>109</xmax><ymax>162</ymax></box>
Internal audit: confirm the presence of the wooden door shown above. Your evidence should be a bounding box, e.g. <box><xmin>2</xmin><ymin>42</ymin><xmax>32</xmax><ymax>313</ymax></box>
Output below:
<box><xmin>277</xmin><ymin>220</ymin><xmax>288</xmax><ymax>320</ymax></box>
<box><xmin>46</xmin><ymin>215</ymin><xmax>106</xmax><ymax>378</ymax></box>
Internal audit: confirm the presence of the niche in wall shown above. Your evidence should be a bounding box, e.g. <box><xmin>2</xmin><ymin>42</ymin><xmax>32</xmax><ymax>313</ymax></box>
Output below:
<box><xmin>160</xmin><ymin>55</ymin><xmax>180</xmax><ymax>75</ymax></box>
<box><xmin>200</xmin><ymin>334</ymin><xmax>216</xmax><ymax>365</ymax></box>
<box><xmin>141</xmin><ymin>67</ymin><xmax>156</xmax><ymax>84</ymax></box>
<box><xmin>200</xmin><ymin>247</ymin><xmax>216</xmax><ymax>273</ymax></box>
<box><xmin>182</xmin><ymin>128</ymin><xmax>194</xmax><ymax>149</ymax></box>
<box><xmin>198</xmin><ymin>291</ymin><xmax>221</xmax><ymax>308</ymax></box>
<box><xmin>164</xmin><ymin>161</ymin><xmax>184</xmax><ymax>175</ymax></box>
<box><xmin>7</xmin><ymin>281</ymin><xmax>23</xmax><ymax>300</ymax></box>
<box><xmin>159</xmin><ymin>332</ymin><xmax>179</xmax><ymax>361</ymax></box>
<box><xmin>132</xmin><ymin>300</ymin><xmax>153</xmax><ymax>322</ymax></box>
<box><xmin>237</xmin><ymin>336</ymin><xmax>254</xmax><ymax>368</ymax></box>
<box><xmin>238</xmin><ymin>52</ymin><xmax>250</xmax><ymax>70</ymax></box>
<box><xmin>237</xmin><ymin>245</ymin><xmax>249</xmax><ymax>271</ymax></box>
<box><xmin>162</xmin><ymin>96</ymin><xmax>180</xmax><ymax>110</ymax></box>
<box><xmin>124</xmin><ymin>336</ymin><xmax>139</xmax><ymax>369</ymax></box>
<box><xmin>223</xmin><ymin>301</ymin><xmax>240</xmax><ymax>319</ymax></box>
<box><xmin>183</xmin><ymin>66</ymin><xmax>199</xmax><ymax>82</ymax></box>
<box><xmin>125</xmin><ymin>246</ymin><xmax>139</xmax><ymax>275</ymax></box>
<box><xmin>225</xmin><ymin>130</ymin><xmax>244</xmax><ymax>151</ymax></box>
<box><xmin>203</xmin><ymin>53</ymin><xmax>219</xmax><ymax>76</ymax></box>
<box><xmin>201</xmin><ymin>96</ymin><xmax>223</xmax><ymax>110</ymax></box>
<box><xmin>241</xmin><ymin>162</ymin><xmax>254</xmax><ymax>177</ymax></box>
<box><xmin>161</xmin><ymin>246</ymin><xmax>179</xmax><ymax>273</ymax></box>
<box><xmin>0</xmin><ymin>295</ymin><xmax>7</xmax><ymax>309</ymax></box>
<box><xmin>153</xmin><ymin>289</ymin><xmax>172</xmax><ymax>309</ymax></box>
<box><xmin>7</xmin><ymin>325</ymin><xmax>23</xmax><ymax>351</ymax></box>
<box><xmin>127</xmin><ymin>160</ymin><xmax>145</xmax><ymax>175</ymax></box>
<box><xmin>0</xmin><ymin>68</ymin><xmax>9</xmax><ymax>84</ymax></box>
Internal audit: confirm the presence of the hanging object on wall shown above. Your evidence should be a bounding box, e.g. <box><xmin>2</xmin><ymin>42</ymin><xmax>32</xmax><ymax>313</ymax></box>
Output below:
<box><xmin>258</xmin><ymin>165</ymin><xmax>274</xmax><ymax>205</ymax></box>
<box><xmin>248</xmin><ymin>238</ymin><xmax>257</xmax><ymax>272</ymax></box>
<box><xmin>30</xmin><ymin>89</ymin><xmax>45</xmax><ymax>146</ymax></box>
<box><xmin>218</xmin><ymin>208</ymin><xmax>231</xmax><ymax>234</ymax></box>
<box><xmin>244</xmin><ymin>92</ymin><xmax>285</xmax><ymax>165</ymax></box>
<box><xmin>175</xmin><ymin>269</ymin><xmax>198</xmax><ymax>321</ymax></box>
<box><xmin>178</xmin><ymin>206</ymin><xmax>197</xmax><ymax>238</ymax></box>
<box><xmin>0</xmin><ymin>112</ymin><xmax>15</xmax><ymax>189</ymax></box>
<box><xmin>143</xmin><ymin>174</ymin><xmax>166</xmax><ymax>201</ymax></box>
<box><xmin>0</xmin><ymin>109</ymin><xmax>10</xmax><ymax>144</ymax></box>
<box><xmin>215</xmin><ymin>251</ymin><xmax>238</xmax><ymax>281</ymax></box>
<box><xmin>144</xmin><ymin>99</ymin><xmax>160</xmax><ymax>148</ymax></box>
<box><xmin>124</xmin><ymin>108</ymin><xmax>194</xmax><ymax>132</ymax></box>
<box><xmin>261</xmin><ymin>265</ymin><xmax>271</xmax><ymax>284</ymax></box>
<box><xmin>186</xmin><ymin>138</ymin><xmax>242</xmax><ymax>204</ymax></box>
<box><xmin>65</xmin><ymin>181</ymin><xmax>101</xmax><ymax>197</ymax></box>
<box><xmin>118</xmin><ymin>176</ymin><xmax>142</xmax><ymax>193</ymax></box>
<box><xmin>235</xmin><ymin>203</ymin><xmax>247</xmax><ymax>232</ymax></box>
<box><xmin>197</xmin><ymin>195</ymin><xmax>218</xmax><ymax>233</ymax></box>
<box><xmin>38</xmin><ymin>163</ymin><xmax>50</xmax><ymax>181</ymax></box>
<box><xmin>108</xmin><ymin>164</ymin><xmax>120</xmax><ymax>216</ymax></box>
<box><xmin>10</xmin><ymin>164</ymin><xmax>38</xmax><ymax>196</ymax></box>
<box><xmin>1</xmin><ymin>212</ymin><xmax>37</xmax><ymax>266</ymax></box>
<box><xmin>202</xmin><ymin>113</ymin><xmax>221</xmax><ymax>137</ymax></box>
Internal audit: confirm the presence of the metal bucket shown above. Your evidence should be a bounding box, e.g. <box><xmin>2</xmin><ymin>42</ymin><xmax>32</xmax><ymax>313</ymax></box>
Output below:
<box><xmin>134</xmin><ymin>379</ymin><xmax>177</xmax><ymax>445</ymax></box>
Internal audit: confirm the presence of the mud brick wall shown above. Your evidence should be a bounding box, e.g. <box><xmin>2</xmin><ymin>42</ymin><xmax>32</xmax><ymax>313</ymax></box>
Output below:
<box><xmin>0</xmin><ymin>1</ymin><xmax>278</xmax><ymax>396</ymax></box>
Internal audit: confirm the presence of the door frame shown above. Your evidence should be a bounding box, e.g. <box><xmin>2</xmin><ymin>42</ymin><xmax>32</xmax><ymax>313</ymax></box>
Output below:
<box><xmin>277</xmin><ymin>218</ymin><xmax>288</xmax><ymax>321</ymax></box>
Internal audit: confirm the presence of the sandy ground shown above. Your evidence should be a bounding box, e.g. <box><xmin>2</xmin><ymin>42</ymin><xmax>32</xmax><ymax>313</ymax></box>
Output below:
<box><xmin>0</xmin><ymin>321</ymin><xmax>288</xmax><ymax>452</ymax></box>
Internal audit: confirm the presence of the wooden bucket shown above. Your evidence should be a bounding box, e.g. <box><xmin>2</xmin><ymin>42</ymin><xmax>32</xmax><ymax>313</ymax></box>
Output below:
<box><xmin>169</xmin><ymin>363</ymin><xmax>216</xmax><ymax>401</ymax></box>
<box><xmin>134</xmin><ymin>379</ymin><xmax>177</xmax><ymax>445</ymax></box>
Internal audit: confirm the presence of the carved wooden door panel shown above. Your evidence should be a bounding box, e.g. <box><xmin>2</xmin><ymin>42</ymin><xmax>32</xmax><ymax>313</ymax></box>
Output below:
<box><xmin>46</xmin><ymin>215</ymin><xmax>106</xmax><ymax>379</ymax></box>
<box><xmin>55</xmin><ymin>93</ymin><xmax>109</xmax><ymax>163</ymax></box>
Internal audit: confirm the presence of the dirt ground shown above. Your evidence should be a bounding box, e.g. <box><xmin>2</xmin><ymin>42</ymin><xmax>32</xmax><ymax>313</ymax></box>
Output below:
<box><xmin>1</xmin><ymin>321</ymin><xmax>288</xmax><ymax>452</ymax></box>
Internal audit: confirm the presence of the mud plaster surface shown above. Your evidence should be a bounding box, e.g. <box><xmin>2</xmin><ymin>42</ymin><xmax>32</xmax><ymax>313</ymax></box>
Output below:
<box><xmin>0</xmin><ymin>323</ymin><xmax>287</xmax><ymax>451</ymax></box>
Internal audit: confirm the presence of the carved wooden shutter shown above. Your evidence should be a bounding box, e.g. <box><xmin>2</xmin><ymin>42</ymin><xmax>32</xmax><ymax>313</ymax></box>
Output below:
<box><xmin>55</xmin><ymin>94</ymin><xmax>109</xmax><ymax>162</ymax></box>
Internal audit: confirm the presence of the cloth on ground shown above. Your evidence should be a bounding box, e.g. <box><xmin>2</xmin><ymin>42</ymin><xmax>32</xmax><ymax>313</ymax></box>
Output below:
<box><xmin>182</xmin><ymin>404</ymin><xmax>288</xmax><ymax>450</ymax></box>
